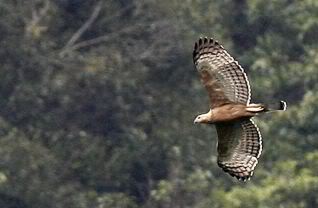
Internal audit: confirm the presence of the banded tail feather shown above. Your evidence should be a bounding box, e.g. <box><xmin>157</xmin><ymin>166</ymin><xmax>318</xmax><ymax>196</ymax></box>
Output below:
<box><xmin>264</xmin><ymin>101</ymin><xmax>287</xmax><ymax>111</ymax></box>
<box><xmin>246</xmin><ymin>101</ymin><xmax>287</xmax><ymax>113</ymax></box>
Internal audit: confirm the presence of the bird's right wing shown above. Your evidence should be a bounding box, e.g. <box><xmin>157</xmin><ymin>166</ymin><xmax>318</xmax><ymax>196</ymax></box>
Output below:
<box><xmin>193</xmin><ymin>37</ymin><xmax>251</xmax><ymax>108</ymax></box>
<box><xmin>216</xmin><ymin>119</ymin><xmax>262</xmax><ymax>181</ymax></box>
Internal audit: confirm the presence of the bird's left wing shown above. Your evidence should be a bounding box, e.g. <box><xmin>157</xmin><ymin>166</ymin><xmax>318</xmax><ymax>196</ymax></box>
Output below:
<box><xmin>193</xmin><ymin>37</ymin><xmax>251</xmax><ymax>108</ymax></box>
<box><xmin>216</xmin><ymin>119</ymin><xmax>262</xmax><ymax>181</ymax></box>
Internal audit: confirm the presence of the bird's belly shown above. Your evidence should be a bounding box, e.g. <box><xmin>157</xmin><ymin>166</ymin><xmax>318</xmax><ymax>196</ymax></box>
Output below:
<box><xmin>213</xmin><ymin>104</ymin><xmax>251</xmax><ymax>122</ymax></box>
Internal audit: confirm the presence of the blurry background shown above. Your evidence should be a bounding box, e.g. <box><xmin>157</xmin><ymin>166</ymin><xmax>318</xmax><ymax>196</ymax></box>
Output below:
<box><xmin>0</xmin><ymin>0</ymin><xmax>318</xmax><ymax>207</ymax></box>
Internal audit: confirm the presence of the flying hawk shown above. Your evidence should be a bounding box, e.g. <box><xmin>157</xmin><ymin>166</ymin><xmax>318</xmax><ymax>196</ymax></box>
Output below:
<box><xmin>193</xmin><ymin>37</ymin><xmax>287</xmax><ymax>181</ymax></box>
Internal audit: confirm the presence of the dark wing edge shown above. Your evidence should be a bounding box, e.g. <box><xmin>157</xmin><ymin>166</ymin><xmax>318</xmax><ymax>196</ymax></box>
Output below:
<box><xmin>216</xmin><ymin>119</ymin><xmax>262</xmax><ymax>181</ymax></box>
<box><xmin>193</xmin><ymin>37</ymin><xmax>251</xmax><ymax>105</ymax></box>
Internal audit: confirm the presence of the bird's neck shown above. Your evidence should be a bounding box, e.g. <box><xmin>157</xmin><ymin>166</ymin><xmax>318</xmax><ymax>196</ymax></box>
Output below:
<box><xmin>202</xmin><ymin>109</ymin><xmax>214</xmax><ymax>123</ymax></box>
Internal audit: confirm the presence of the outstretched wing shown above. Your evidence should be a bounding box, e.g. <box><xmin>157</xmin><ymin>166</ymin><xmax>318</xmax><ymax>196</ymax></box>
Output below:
<box><xmin>216</xmin><ymin>119</ymin><xmax>262</xmax><ymax>181</ymax></box>
<box><xmin>193</xmin><ymin>37</ymin><xmax>251</xmax><ymax>108</ymax></box>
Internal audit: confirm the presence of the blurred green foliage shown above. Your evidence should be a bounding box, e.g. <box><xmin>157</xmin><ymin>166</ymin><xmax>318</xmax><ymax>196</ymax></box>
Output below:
<box><xmin>0</xmin><ymin>0</ymin><xmax>317</xmax><ymax>207</ymax></box>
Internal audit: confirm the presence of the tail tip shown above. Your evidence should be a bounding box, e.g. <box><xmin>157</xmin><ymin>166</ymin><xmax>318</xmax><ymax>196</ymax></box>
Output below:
<box><xmin>280</xmin><ymin>101</ymin><xmax>287</xmax><ymax>111</ymax></box>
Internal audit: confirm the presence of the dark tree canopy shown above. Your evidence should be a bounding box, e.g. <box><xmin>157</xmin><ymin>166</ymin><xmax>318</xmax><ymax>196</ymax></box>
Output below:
<box><xmin>0</xmin><ymin>0</ymin><xmax>318</xmax><ymax>207</ymax></box>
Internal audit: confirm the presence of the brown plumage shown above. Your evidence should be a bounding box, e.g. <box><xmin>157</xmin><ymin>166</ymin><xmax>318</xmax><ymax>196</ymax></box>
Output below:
<box><xmin>193</xmin><ymin>37</ymin><xmax>287</xmax><ymax>181</ymax></box>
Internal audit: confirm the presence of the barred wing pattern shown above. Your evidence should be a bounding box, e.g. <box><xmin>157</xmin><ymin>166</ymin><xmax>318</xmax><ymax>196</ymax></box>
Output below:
<box><xmin>216</xmin><ymin>119</ymin><xmax>262</xmax><ymax>180</ymax></box>
<box><xmin>193</xmin><ymin>37</ymin><xmax>251</xmax><ymax>108</ymax></box>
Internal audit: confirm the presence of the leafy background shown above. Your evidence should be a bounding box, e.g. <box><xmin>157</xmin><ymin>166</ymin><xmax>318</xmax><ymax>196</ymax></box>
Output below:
<box><xmin>0</xmin><ymin>0</ymin><xmax>317</xmax><ymax>207</ymax></box>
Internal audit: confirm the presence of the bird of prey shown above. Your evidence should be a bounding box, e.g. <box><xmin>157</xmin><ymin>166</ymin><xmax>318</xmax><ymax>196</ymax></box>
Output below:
<box><xmin>193</xmin><ymin>37</ymin><xmax>287</xmax><ymax>181</ymax></box>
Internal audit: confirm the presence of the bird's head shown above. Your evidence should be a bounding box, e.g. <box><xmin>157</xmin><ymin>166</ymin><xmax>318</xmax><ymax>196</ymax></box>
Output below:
<box><xmin>194</xmin><ymin>115</ymin><xmax>205</xmax><ymax>124</ymax></box>
<box><xmin>194</xmin><ymin>110</ymin><xmax>213</xmax><ymax>124</ymax></box>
